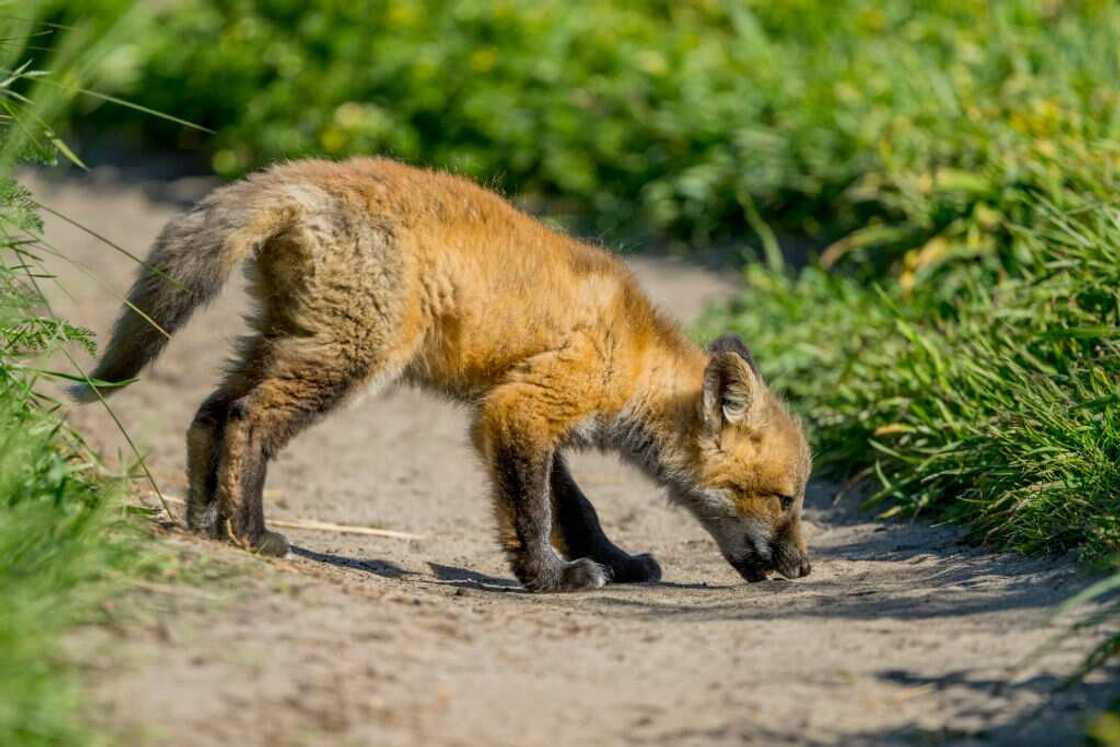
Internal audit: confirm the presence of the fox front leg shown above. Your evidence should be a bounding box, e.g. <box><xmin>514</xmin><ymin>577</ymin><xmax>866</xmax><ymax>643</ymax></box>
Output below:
<box><xmin>476</xmin><ymin>389</ymin><xmax>609</xmax><ymax>592</ymax></box>
<box><xmin>550</xmin><ymin>454</ymin><xmax>661</xmax><ymax>583</ymax></box>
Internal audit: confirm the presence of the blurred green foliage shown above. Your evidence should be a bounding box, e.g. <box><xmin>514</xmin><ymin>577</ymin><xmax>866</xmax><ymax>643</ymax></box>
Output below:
<box><xmin>65</xmin><ymin>0</ymin><xmax>1120</xmax><ymax>252</ymax></box>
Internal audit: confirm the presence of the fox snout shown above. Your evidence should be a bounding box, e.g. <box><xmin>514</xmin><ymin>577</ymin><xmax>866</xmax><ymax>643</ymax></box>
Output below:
<box><xmin>730</xmin><ymin>540</ymin><xmax>811</xmax><ymax>583</ymax></box>
<box><xmin>775</xmin><ymin>549</ymin><xmax>812</xmax><ymax>580</ymax></box>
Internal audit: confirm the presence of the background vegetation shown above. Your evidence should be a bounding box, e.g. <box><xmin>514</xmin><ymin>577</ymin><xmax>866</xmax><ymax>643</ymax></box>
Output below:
<box><xmin>71</xmin><ymin>0</ymin><xmax>1119</xmax><ymax>247</ymax></box>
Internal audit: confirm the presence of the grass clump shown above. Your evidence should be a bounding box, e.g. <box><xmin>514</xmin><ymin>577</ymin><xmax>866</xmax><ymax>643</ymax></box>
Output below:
<box><xmin>0</xmin><ymin>376</ymin><xmax>133</xmax><ymax>745</ymax></box>
<box><xmin>0</xmin><ymin>6</ymin><xmax>173</xmax><ymax>744</ymax></box>
<box><xmin>0</xmin><ymin>175</ymin><xmax>143</xmax><ymax>745</ymax></box>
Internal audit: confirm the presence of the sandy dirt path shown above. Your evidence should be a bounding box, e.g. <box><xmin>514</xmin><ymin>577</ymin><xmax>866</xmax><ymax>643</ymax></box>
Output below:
<box><xmin>26</xmin><ymin>169</ymin><xmax>1115</xmax><ymax>746</ymax></box>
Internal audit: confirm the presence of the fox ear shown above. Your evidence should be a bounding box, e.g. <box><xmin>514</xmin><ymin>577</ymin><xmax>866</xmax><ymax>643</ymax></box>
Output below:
<box><xmin>702</xmin><ymin>335</ymin><xmax>761</xmax><ymax>430</ymax></box>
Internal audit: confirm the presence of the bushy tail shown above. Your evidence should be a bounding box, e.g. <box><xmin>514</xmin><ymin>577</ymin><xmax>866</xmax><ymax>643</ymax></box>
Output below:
<box><xmin>70</xmin><ymin>181</ymin><xmax>292</xmax><ymax>402</ymax></box>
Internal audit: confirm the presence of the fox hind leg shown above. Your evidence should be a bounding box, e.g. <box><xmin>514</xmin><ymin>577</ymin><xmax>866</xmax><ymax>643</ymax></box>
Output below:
<box><xmin>210</xmin><ymin>337</ymin><xmax>376</xmax><ymax>557</ymax></box>
<box><xmin>185</xmin><ymin>390</ymin><xmax>234</xmax><ymax>536</ymax></box>
<box><xmin>216</xmin><ymin>396</ymin><xmax>292</xmax><ymax>556</ymax></box>
<box><xmin>184</xmin><ymin>334</ymin><xmax>274</xmax><ymax>543</ymax></box>
<box><xmin>550</xmin><ymin>454</ymin><xmax>662</xmax><ymax>583</ymax></box>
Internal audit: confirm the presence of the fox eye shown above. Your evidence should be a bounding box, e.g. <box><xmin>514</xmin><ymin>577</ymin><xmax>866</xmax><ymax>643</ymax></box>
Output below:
<box><xmin>778</xmin><ymin>494</ymin><xmax>795</xmax><ymax>511</ymax></box>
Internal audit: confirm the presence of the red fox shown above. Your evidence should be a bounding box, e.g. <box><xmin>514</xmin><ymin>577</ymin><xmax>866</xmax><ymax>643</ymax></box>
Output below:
<box><xmin>73</xmin><ymin>157</ymin><xmax>812</xmax><ymax>591</ymax></box>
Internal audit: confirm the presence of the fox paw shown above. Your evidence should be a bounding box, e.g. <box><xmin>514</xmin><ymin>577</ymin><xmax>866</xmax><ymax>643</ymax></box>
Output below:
<box><xmin>524</xmin><ymin>557</ymin><xmax>609</xmax><ymax>593</ymax></box>
<box><xmin>609</xmin><ymin>552</ymin><xmax>662</xmax><ymax>584</ymax></box>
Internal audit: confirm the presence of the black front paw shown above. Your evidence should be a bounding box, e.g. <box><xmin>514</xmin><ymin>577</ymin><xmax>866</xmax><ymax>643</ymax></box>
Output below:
<box><xmin>609</xmin><ymin>552</ymin><xmax>662</xmax><ymax>584</ymax></box>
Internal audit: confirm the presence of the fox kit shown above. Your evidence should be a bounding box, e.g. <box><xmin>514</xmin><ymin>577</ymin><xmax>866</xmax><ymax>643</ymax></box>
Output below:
<box><xmin>74</xmin><ymin>157</ymin><xmax>812</xmax><ymax>591</ymax></box>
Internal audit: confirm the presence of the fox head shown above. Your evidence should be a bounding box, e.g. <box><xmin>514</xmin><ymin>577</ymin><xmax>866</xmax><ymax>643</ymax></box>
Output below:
<box><xmin>678</xmin><ymin>334</ymin><xmax>812</xmax><ymax>583</ymax></box>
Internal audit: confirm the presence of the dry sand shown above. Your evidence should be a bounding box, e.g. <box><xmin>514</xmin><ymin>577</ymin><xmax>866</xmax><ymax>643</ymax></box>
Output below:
<box><xmin>25</xmin><ymin>168</ymin><xmax>1115</xmax><ymax>746</ymax></box>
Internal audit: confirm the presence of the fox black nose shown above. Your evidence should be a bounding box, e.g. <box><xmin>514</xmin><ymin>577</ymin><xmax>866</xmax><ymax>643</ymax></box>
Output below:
<box><xmin>798</xmin><ymin>558</ymin><xmax>812</xmax><ymax>578</ymax></box>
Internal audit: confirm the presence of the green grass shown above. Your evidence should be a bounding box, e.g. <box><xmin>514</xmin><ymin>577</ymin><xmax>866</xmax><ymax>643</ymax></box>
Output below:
<box><xmin>0</xmin><ymin>174</ymin><xmax>145</xmax><ymax>745</ymax></box>
<box><xmin>0</xmin><ymin>377</ymin><xmax>133</xmax><ymax>745</ymax></box>
<box><xmin>0</xmin><ymin>5</ymin><xmax>180</xmax><ymax>744</ymax></box>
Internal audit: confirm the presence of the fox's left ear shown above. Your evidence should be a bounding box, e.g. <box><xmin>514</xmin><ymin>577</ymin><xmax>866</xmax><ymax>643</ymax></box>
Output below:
<box><xmin>702</xmin><ymin>334</ymin><xmax>762</xmax><ymax>430</ymax></box>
